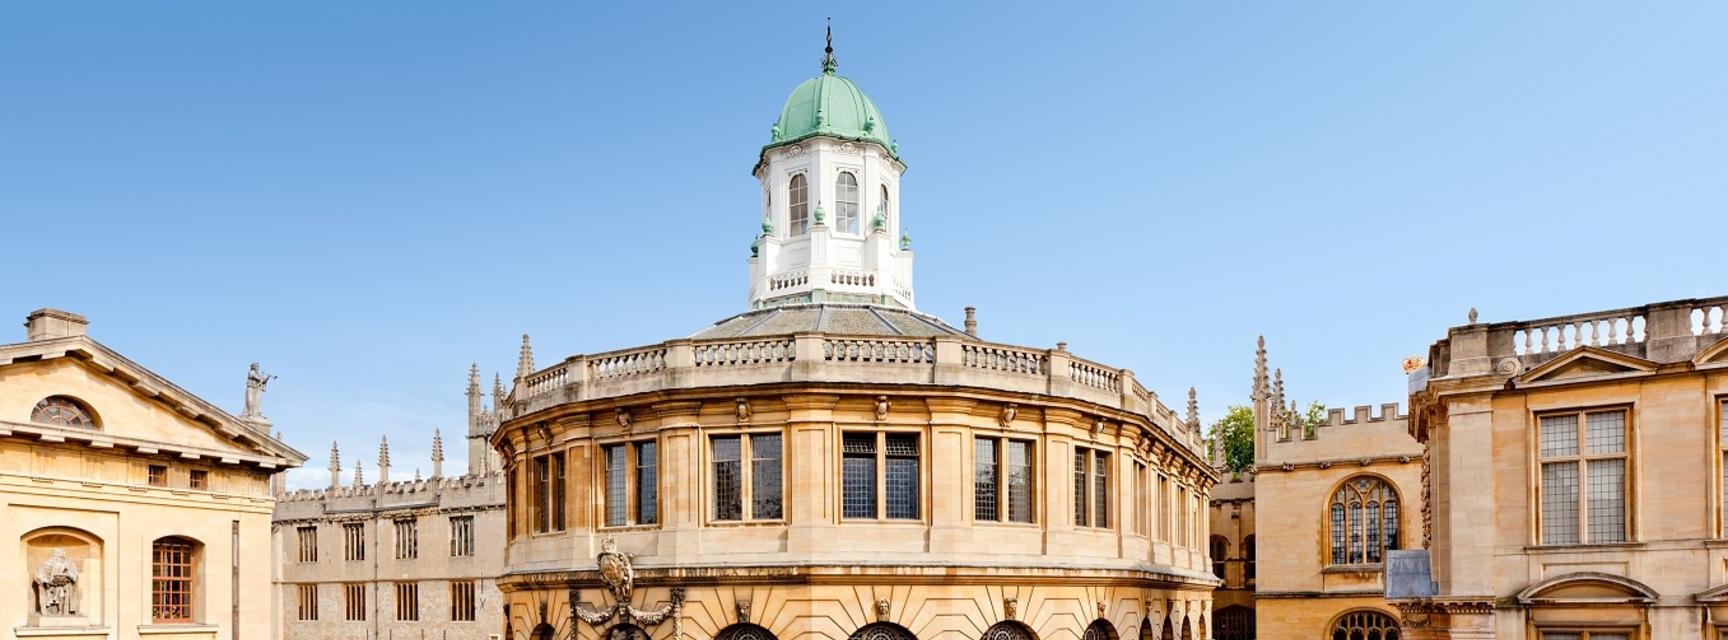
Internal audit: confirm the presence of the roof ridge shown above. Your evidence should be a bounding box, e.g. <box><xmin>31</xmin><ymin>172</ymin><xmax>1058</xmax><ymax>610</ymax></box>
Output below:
<box><xmin>864</xmin><ymin>307</ymin><xmax>905</xmax><ymax>336</ymax></box>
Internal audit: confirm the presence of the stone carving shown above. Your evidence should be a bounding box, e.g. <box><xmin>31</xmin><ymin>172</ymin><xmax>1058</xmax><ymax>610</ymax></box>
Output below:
<box><xmin>616</xmin><ymin>408</ymin><xmax>632</xmax><ymax>430</ymax></box>
<box><xmin>34</xmin><ymin>549</ymin><xmax>79</xmax><ymax>616</ymax></box>
<box><xmin>736</xmin><ymin>398</ymin><xmax>752</xmax><ymax>423</ymax></box>
<box><xmin>1091</xmin><ymin>417</ymin><xmax>1106</xmax><ymax>436</ymax></box>
<box><xmin>1496</xmin><ymin>357</ymin><xmax>1523</xmax><ymax>375</ymax></box>
<box><xmin>1003</xmin><ymin>596</ymin><xmax>1018</xmax><ymax>620</ymax></box>
<box><xmin>875</xmin><ymin>396</ymin><xmax>891</xmax><ymax>421</ymax></box>
<box><xmin>241</xmin><ymin>362</ymin><xmax>276</xmax><ymax>421</ymax></box>
<box><xmin>998</xmin><ymin>403</ymin><xmax>1017</xmax><ymax>428</ymax></box>
<box><xmin>874</xmin><ymin>597</ymin><xmax>890</xmax><ymax>621</ymax></box>
<box><xmin>573</xmin><ymin>538</ymin><xmax>685</xmax><ymax>640</ymax></box>
<box><xmin>1096</xmin><ymin>601</ymin><xmax>1106</xmax><ymax>619</ymax></box>
<box><xmin>1468</xmin><ymin>307</ymin><xmax>1479</xmax><ymax>324</ymax></box>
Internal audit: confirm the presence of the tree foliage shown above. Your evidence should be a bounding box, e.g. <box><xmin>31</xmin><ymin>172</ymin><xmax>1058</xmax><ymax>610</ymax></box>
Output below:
<box><xmin>1210</xmin><ymin>401</ymin><xmax>1329</xmax><ymax>473</ymax></box>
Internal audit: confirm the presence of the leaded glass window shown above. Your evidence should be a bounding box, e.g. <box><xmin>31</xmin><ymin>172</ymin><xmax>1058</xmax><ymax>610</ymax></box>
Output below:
<box><xmin>1330</xmin><ymin>610</ymin><xmax>1399</xmax><ymax>640</ymax></box>
<box><xmin>1328</xmin><ymin>476</ymin><xmax>1399</xmax><ymax>565</ymax></box>
<box><xmin>752</xmin><ymin>434</ymin><xmax>783</xmax><ymax>519</ymax></box>
<box><xmin>789</xmin><ymin>174</ymin><xmax>809</xmax><ymax>236</ymax></box>
<box><xmin>714</xmin><ymin>436</ymin><xmax>743</xmax><ymax>521</ymax></box>
<box><xmin>975</xmin><ymin>437</ymin><xmax>1035</xmax><ymax>524</ymax></box>
<box><xmin>1074</xmin><ymin>449</ymin><xmax>1089</xmax><ymax>525</ymax></box>
<box><xmin>31</xmin><ymin>396</ymin><xmax>95</xmax><ymax>429</ymax></box>
<box><xmin>604</xmin><ymin>441</ymin><xmax>658</xmax><ymax>527</ymax></box>
<box><xmin>1093</xmin><ymin>450</ymin><xmax>1110</xmax><ymax>528</ymax></box>
<box><xmin>842</xmin><ymin>434</ymin><xmax>877</xmax><ymax>518</ymax></box>
<box><xmin>843</xmin><ymin>432</ymin><xmax>920</xmax><ymax>520</ymax></box>
<box><xmin>1538</xmin><ymin>409</ymin><xmax>1628</xmax><ymax>545</ymax></box>
<box><xmin>975</xmin><ymin>438</ymin><xmax>998</xmax><ymax>521</ymax></box>
<box><xmin>712</xmin><ymin>433</ymin><xmax>782</xmax><ymax>521</ymax></box>
<box><xmin>1007</xmin><ymin>440</ymin><xmax>1032</xmax><ymax>523</ymax></box>
<box><xmin>836</xmin><ymin>171</ymin><xmax>860</xmax><ymax>233</ymax></box>
<box><xmin>636</xmin><ymin>442</ymin><xmax>657</xmax><ymax>525</ymax></box>
<box><xmin>605</xmin><ymin>444</ymin><xmax>627</xmax><ymax>526</ymax></box>
<box><xmin>885</xmin><ymin>434</ymin><xmax>920</xmax><ymax>519</ymax></box>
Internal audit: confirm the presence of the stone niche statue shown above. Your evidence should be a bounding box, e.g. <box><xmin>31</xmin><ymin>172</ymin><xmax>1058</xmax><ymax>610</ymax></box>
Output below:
<box><xmin>34</xmin><ymin>548</ymin><xmax>79</xmax><ymax>617</ymax></box>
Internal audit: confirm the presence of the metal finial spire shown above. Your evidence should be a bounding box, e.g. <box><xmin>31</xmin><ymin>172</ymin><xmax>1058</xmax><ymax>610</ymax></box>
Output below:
<box><xmin>821</xmin><ymin>18</ymin><xmax>837</xmax><ymax>74</ymax></box>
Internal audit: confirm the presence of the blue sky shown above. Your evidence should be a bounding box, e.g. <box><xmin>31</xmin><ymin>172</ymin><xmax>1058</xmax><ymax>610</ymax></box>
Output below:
<box><xmin>4</xmin><ymin>3</ymin><xmax>1722</xmax><ymax>489</ymax></box>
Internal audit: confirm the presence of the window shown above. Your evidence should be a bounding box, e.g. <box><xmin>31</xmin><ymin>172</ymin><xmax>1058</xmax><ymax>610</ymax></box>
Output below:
<box><xmin>1210</xmin><ymin>536</ymin><xmax>1229</xmax><ymax>579</ymax></box>
<box><xmin>842</xmin><ymin>432</ymin><xmax>921</xmax><ymax>520</ymax></box>
<box><xmin>532</xmin><ymin>452</ymin><xmax>566</xmax><ymax>533</ymax></box>
<box><xmin>603</xmin><ymin>441</ymin><xmax>659</xmax><ymax>527</ymax></box>
<box><xmin>394</xmin><ymin>519</ymin><xmax>418</xmax><ymax>559</ymax></box>
<box><xmin>151</xmin><ymin>537</ymin><xmax>196</xmax><ymax>623</ymax></box>
<box><xmin>1074</xmin><ymin>447</ymin><xmax>1109</xmax><ymax>528</ymax></box>
<box><xmin>148</xmin><ymin>465</ymin><xmax>168</xmax><ymax>487</ymax></box>
<box><xmin>450</xmin><ymin>516</ymin><xmax>475</xmax><ymax>557</ymax></box>
<box><xmin>712</xmin><ymin>433</ymin><xmax>783</xmax><ymax>521</ymax></box>
<box><xmin>974</xmin><ymin>437</ymin><xmax>1033</xmax><ymax>523</ymax></box>
<box><xmin>788</xmin><ymin>174</ymin><xmax>809</xmax><ymax>236</ymax></box>
<box><xmin>1134</xmin><ymin>461</ymin><xmax>1148</xmax><ymax>534</ymax></box>
<box><xmin>1329</xmin><ymin>476</ymin><xmax>1400</xmax><ymax>565</ymax></box>
<box><xmin>31</xmin><ymin>396</ymin><xmax>95</xmax><ymax>428</ymax></box>
<box><xmin>189</xmin><ymin>469</ymin><xmax>208</xmax><ymax>490</ymax></box>
<box><xmin>879</xmin><ymin>185</ymin><xmax>891</xmax><ymax>227</ymax></box>
<box><xmin>296</xmin><ymin>584</ymin><xmax>318</xmax><ymax>621</ymax></box>
<box><xmin>343</xmin><ymin>523</ymin><xmax>365</xmax><ymax>561</ymax></box>
<box><xmin>451</xmin><ymin>581</ymin><xmax>477</xmax><ymax>622</ymax></box>
<box><xmin>1243</xmin><ymin>535</ymin><xmax>1257</xmax><ymax>584</ymax></box>
<box><xmin>1330</xmin><ymin>610</ymin><xmax>1399</xmax><ymax>640</ymax></box>
<box><xmin>344</xmin><ymin>583</ymin><xmax>366</xmax><ymax>621</ymax></box>
<box><xmin>1158</xmin><ymin>475</ymin><xmax>1171</xmax><ymax>541</ymax></box>
<box><xmin>835</xmin><ymin>171</ymin><xmax>859</xmax><ymax>233</ymax></box>
<box><xmin>1177</xmin><ymin>487</ymin><xmax>1189</xmax><ymax>546</ymax></box>
<box><xmin>1538</xmin><ymin>633</ymin><xmax>1629</xmax><ymax>640</ymax></box>
<box><xmin>1538</xmin><ymin>409</ymin><xmax>1629</xmax><ymax>545</ymax></box>
<box><xmin>296</xmin><ymin>526</ymin><xmax>318</xmax><ymax>562</ymax></box>
<box><xmin>395</xmin><ymin>582</ymin><xmax>419</xmax><ymax>621</ymax></box>
<box><xmin>1720</xmin><ymin>399</ymin><xmax>1728</xmax><ymax>537</ymax></box>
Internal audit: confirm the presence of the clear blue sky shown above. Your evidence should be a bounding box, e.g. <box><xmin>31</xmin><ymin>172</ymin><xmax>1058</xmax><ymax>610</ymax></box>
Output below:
<box><xmin>4</xmin><ymin>3</ymin><xmax>1722</xmax><ymax>490</ymax></box>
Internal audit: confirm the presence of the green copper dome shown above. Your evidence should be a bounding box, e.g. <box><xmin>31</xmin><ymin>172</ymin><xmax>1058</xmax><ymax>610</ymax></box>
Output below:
<box><xmin>756</xmin><ymin>42</ymin><xmax>897</xmax><ymax>171</ymax></box>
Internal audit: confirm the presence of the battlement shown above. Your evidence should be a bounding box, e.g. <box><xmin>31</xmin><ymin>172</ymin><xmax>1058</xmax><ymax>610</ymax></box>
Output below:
<box><xmin>273</xmin><ymin>471</ymin><xmax>504</xmax><ymax>521</ymax></box>
<box><xmin>1260</xmin><ymin>400</ymin><xmax>1420</xmax><ymax>468</ymax></box>
<box><xmin>1322</xmin><ymin>403</ymin><xmax>1407</xmax><ymax>428</ymax></box>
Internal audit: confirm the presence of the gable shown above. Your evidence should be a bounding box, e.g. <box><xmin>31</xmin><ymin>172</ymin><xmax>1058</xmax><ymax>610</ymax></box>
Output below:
<box><xmin>1514</xmin><ymin>347</ymin><xmax>1657</xmax><ymax>388</ymax></box>
<box><xmin>0</xmin><ymin>358</ymin><xmax>242</xmax><ymax>453</ymax></box>
<box><xmin>1695</xmin><ymin>336</ymin><xmax>1728</xmax><ymax>369</ymax></box>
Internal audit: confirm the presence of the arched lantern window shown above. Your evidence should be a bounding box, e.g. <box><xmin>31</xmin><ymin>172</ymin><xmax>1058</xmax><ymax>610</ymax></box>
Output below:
<box><xmin>31</xmin><ymin>396</ymin><xmax>97</xmax><ymax>429</ymax></box>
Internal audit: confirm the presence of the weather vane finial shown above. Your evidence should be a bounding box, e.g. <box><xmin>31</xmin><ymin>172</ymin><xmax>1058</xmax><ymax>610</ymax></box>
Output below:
<box><xmin>821</xmin><ymin>18</ymin><xmax>837</xmax><ymax>74</ymax></box>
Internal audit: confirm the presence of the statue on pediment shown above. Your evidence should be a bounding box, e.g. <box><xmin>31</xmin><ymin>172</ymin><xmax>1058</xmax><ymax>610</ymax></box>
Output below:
<box><xmin>242</xmin><ymin>362</ymin><xmax>277</xmax><ymax>421</ymax></box>
<box><xmin>34</xmin><ymin>549</ymin><xmax>79</xmax><ymax>616</ymax></box>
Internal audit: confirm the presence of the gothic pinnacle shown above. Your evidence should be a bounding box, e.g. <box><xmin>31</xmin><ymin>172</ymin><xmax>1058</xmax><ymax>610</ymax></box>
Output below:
<box><xmin>1186</xmin><ymin>387</ymin><xmax>1200</xmax><ymax>430</ymax></box>
<box><xmin>354</xmin><ymin>460</ymin><xmax>364</xmax><ymax>486</ymax></box>
<box><xmin>431</xmin><ymin>429</ymin><xmax>445</xmax><ymax>478</ymax></box>
<box><xmin>516</xmin><ymin>334</ymin><xmax>535</xmax><ymax>380</ymax></box>
<box><xmin>1252</xmin><ymin>336</ymin><xmax>1269</xmax><ymax>399</ymax></box>
<box><xmin>329</xmin><ymin>441</ymin><xmax>342</xmax><ymax>488</ymax></box>
<box><xmin>467</xmin><ymin>363</ymin><xmax>481</xmax><ymax>396</ymax></box>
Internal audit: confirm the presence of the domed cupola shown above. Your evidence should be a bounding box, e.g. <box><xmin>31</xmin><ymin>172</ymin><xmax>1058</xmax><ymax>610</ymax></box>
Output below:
<box><xmin>748</xmin><ymin>27</ymin><xmax>914</xmax><ymax>311</ymax></box>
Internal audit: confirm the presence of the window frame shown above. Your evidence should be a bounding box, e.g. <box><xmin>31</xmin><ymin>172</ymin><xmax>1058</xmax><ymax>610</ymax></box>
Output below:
<box><xmin>394</xmin><ymin>581</ymin><xmax>419</xmax><ymax>622</ymax></box>
<box><xmin>600</xmin><ymin>439</ymin><xmax>660</xmax><ymax>528</ymax></box>
<box><xmin>1534</xmin><ymin>628</ymin><xmax>1636</xmax><ymax>640</ymax></box>
<box><xmin>708</xmin><ymin>430</ymin><xmax>787</xmax><ymax>524</ymax></box>
<box><xmin>451</xmin><ymin>580</ymin><xmax>477</xmax><ymax>622</ymax></box>
<box><xmin>839</xmin><ymin>430</ymin><xmax>924</xmax><ymax>522</ymax></box>
<box><xmin>295</xmin><ymin>583</ymin><xmax>318</xmax><ymax>621</ymax></box>
<box><xmin>342</xmin><ymin>522</ymin><xmax>364</xmax><ymax>562</ymax></box>
<box><xmin>296</xmin><ymin>525</ymin><xmax>318</xmax><ymax>563</ymax></box>
<box><xmin>531</xmin><ymin>451</ymin><xmax>567</xmax><ymax>534</ymax></box>
<box><xmin>188</xmin><ymin>468</ymin><xmax>209</xmax><ymax>491</ymax></box>
<box><xmin>343</xmin><ymin>583</ymin><xmax>366</xmax><ymax>621</ymax></box>
<box><xmin>834</xmin><ymin>170</ymin><xmax>860</xmax><ymax>234</ymax></box>
<box><xmin>973</xmin><ymin>436</ymin><xmax>1036</xmax><ymax>525</ymax></box>
<box><xmin>393</xmin><ymin>518</ymin><xmax>418</xmax><ymax>560</ymax></box>
<box><xmin>150</xmin><ymin>536</ymin><xmax>198</xmax><ymax>623</ymax></box>
<box><xmin>1718</xmin><ymin>396</ymin><xmax>1728</xmax><ymax>539</ymax></box>
<box><xmin>1532</xmin><ymin>405</ymin><xmax>1634</xmax><ymax>547</ymax></box>
<box><xmin>1324</xmin><ymin>474</ymin><xmax>1402</xmax><ymax>567</ymax></box>
<box><xmin>449</xmin><ymin>515</ymin><xmax>475</xmax><ymax>557</ymax></box>
<box><xmin>1072</xmin><ymin>445</ymin><xmax>1111</xmax><ymax>529</ymax></box>
<box><xmin>787</xmin><ymin>173</ymin><xmax>809</xmax><ymax>237</ymax></box>
<box><xmin>148</xmin><ymin>464</ymin><xmax>168</xmax><ymax>487</ymax></box>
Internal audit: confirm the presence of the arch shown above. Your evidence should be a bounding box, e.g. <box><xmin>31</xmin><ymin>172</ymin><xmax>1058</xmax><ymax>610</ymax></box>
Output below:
<box><xmin>1213</xmin><ymin>606</ymin><xmax>1253</xmax><ymax>640</ymax></box>
<box><xmin>1327</xmin><ymin>609</ymin><xmax>1399</xmax><ymax>640</ymax></box>
<box><xmin>1083</xmin><ymin>619</ymin><xmax>1119</xmax><ymax>640</ymax></box>
<box><xmin>850</xmin><ymin>622</ymin><xmax>916</xmax><ymax>640</ymax></box>
<box><xmin>529</xmin><ymin>623</ymin><xmax>556</xmax><ymax>640</ymax></box>
<box><xmin>1242</xmin><ymin>535</ymin><xmax>1256</xmax><ymax>584</ymax></box>
<box><xmin>150</xmin><ymin>535</ymin><xmax>202</xmax><ymax>623</ymax></box>
<box><xmin>1209</xmin><ymin>535</ymin><xmax>1230</xmax><ymax>579</ymax></box>
<box><xmin>1179</xmin><ymin>617</ymin><xmax>1193</xmax><ymax>640</ymax></box>
<box><xmin>1515</xmin><ymin>571</ymin><xmax>1658</xmax><ymax>605</ymax></box>
<box><xmin>1161</xmin><ymin>615</ymin><xmax>1176</xmax><ymax>640</ymax></box>
<box><xmin>835</xmin><ymin>171</ymin><xmax>860</xmax><ymax>233</ymax></box>
<box><xmin>718</xmin><ymin>623</ymin><xmax>778</xmax><ymax>640</ymax></box>
<box><xmin>24</xmin><ymin>526</ymin><xmax>103</xmax><ymax>619</ymax></box>
<box><xmin>1326</xmin><ymin>474</ymin><xmax>1401</xmax><ymax>565</ymax></box>
<box><xmin>31</xmin><ymin>395</ymin><xmax>98</xmax><ymax>429</ymax></box>
<box><xmin>788</xmin><ymin>174</ymin><xmax>809</xmax><ymax>236</ymax></box>
<box><xmin>982</xmin><ymin>621</ymin><xmax>1036</xmax><ymax>640</ymax></box>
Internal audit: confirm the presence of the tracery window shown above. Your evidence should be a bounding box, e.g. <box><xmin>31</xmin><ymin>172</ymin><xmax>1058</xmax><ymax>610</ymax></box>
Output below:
<box><xmin>603</xmin><ymin>440</ymin><xmax>658</xmax><ymax>527</ymax></box>
<box><xmin>1329</xmin><ymin>476</ymin><xmax>1400</xmax><ymax>565</ymax></box>
<box><xmin>31</xmin><ymin>396</ymin><xmax>95</xmax><ymax>428</ymax></box>
<box><xmin>713</xmin><ymin>433</ymin><xmax>784</xmax><ymax>521</ymax></box>
<box><xmin>788</xmin><ymin>174</ymin><xmax>809</xmax><ymax>236</ymax></box>
<box><xmin>151</xmin><ymin>537</ymin><xmax>197</xmax><ymax>623</ymax></box>
<box><xmin>1537</xmin><ymin>409</ymin><xmax>1628</xmax><ymax>545</ymax></box>
<box><xmin>842</xmin><ymin>432</ymin><xmax>920</xmax><ymax>520</ymax></box>
<box><xmin>982</xmin><ymin>621</ymin><xmax>1033</xmax><ymax>640</ymax></box>
<box><xmin>975</xmin><ymin>436</ymin><xmax>1033</xmax><ymax>523</ymax></box>
<box><xmin>1331</xmin><ymin>610</ymin><xmax>1399</xmax><ymax>640</ymax></box>
<box><xmin>835</xmin><ymin>171</ymin><xmax>860</xmax><ymax>233</ymax></box>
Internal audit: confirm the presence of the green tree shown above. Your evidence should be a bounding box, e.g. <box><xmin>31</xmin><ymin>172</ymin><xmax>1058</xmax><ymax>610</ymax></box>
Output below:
<box><xmin>1210</xmin><ymin>406</ymin><xmax>1256</xmax><ymax>473</ymax></box>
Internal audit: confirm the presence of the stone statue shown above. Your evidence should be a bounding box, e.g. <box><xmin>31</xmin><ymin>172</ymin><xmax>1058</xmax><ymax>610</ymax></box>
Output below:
<box><xmin>34</xmin><ymin>549</ymin><xmax>79</xmax><ymax>616</ymax></box>
<box><xmin>242</xmin><ymin>362</ymin><xmax>276</xmax><ymax>420</ymax></box>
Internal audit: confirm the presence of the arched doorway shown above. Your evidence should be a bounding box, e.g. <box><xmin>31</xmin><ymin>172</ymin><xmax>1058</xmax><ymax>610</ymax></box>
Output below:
<box><xmin>982</xmin><ymin>621</ymin><xmax>1035</xmax><ymax>640</ymax></box>
<box><xmin>851</xmin><ymin>622</ymin><xmax>917</xmax><ymax>640</ymax></box>
<box><xmin>1213</xmin><ymin>606</ymin><xmax>1254</xmax><ymax>640</ymax></box>
<box><xmin>1330</xmin><ymin>610</ymin><xmax>1399</xmax><ymax>640</ymax></box>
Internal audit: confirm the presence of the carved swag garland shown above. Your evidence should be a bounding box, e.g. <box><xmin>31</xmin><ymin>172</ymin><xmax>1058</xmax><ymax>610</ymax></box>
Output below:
<box><xmin>573</xmin><ymin>538</ymin><xmax>685</xmax><ymax>640</ymax></box>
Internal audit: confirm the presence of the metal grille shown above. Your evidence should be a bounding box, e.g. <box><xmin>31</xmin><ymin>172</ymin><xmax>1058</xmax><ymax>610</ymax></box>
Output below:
<box><xmin>975</xmin><ymin>438</ymin><xmax>999</xmax><ymax>521</ymax></box>
<box><xmin>885</xmin><ymin>434</ymin><xmax>919</xmax><ymax>519</ymax></box>
<box><xmin>451</xmin><ymin>581</ymin><xmax>476</xmax><ymax>622</ymax></box>
<box><xmin>1082</xmin><ymin>619</ymin><xmax>1116</xmax><ymax>640</ymax></box>
<box><xmin>788</xmin><ymin>174</ymin><xmax>809</xmax><ymax>236</ymax></box>
<box><xmin>1007</xmin><ymin>440</ymin><xmax>1032</xmax><ymax>523</ymax></box>
<box><xmin>842</xmin><ymin>434</ymin><xmax>876</xmax><ymax>518</ymax></box>
<box><xmin>1074</xmin><ymin>449</ymin><xmax>1089</xmax><ymax>525</ymax></box>
<box><xmin>151</xmin><ymin>538</ymin><xmax>195</xmax><ymax>622</ymax></box>
<box><xmin>1093</xmin><ymin>451</ymin><xmax>1110</xmax><ymax>528</ymax></box>
<box><xmin>1541</xmin><ymin>461</ymin><xmax>1581</xmax><ymax>544</ymax></box>
<box><xmin>1330</xmin><ymin>610</ymin><xmax>1399</xmax><ymax>640</ymax></box>
<box><xmin>849</xmin><ymin>623</ymin><xmax>915</xmax><ymax>640</ymax></box>
<box><xmin>1587</xmin><ymin>458</ymin><xmax>1627</xmax><ymax>542</ymax></box>
<box><xmin>752</xmin><ymin>434</ymin><xmax>783</xmax><ymax>519</ymax></box>
<box><xmin>1586</xmin><ymin>411</ymin><xmax>1625</xmax><ymax>453</ymax></box>
<box><xmin>605</xmin><ymin>444</ymin><xmax>627</xmax><ymax>526</ymax></box>
<box><xmin>1541</xmin><ymin>415</ymin><xmax>1579</xmax><ymax>457</ymax></box>
<box><xmin>719</xmin><ymin>624</ymin><xmax>779</xmax><ymax>640</ymax></box>
<box><xmin>636</xmin><ymin>442</ymin><xmax>658</xmax><ymax>524</ymax></box>
<box><xmin>713</xmin><ymin>436</ymin><xmax>743</xmax><ymax>520</ymax></box>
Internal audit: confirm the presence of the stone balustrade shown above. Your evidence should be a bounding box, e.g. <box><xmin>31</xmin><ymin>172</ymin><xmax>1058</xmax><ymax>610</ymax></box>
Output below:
<box><xmin>511</xmin><ymin>333</ymin><xmax>1202</xmax><ymax>453</ymax></box>
<box><xmin>1424</xmin><ymin>295</ymin><xmax>1728</xmax><ymax>383</ymax></box>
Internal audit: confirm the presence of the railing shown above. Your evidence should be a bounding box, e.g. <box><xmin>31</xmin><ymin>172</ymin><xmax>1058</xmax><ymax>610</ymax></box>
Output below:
<box><xmin>823</xmin><ymin>338</ymin><xmax>934</xmax><ymax>364</ymax></box>
<box><xmin>589</xmin><ymin>347</ymin><xmax>667</xmax><ymax>380</ymax></box>
<box><xmin>694</xmin><ymin>339</ymin><xmax>794</xmax><ymax>366</ymax></box>
<box><xmin>1069</xmin><ymin>357</ymin><xmax>1121</xmax><ymax>392</ymax></box>
<box><xmin>961</xmin><ymin>344</ymin><xmax>1044</xmax><ymax>375</ymax></box>
<box><xmin>829</xmin><ymin>270</ymin><xmax>876</xmax><ymax>287</ymax></box>
<box><xmin>769</xmin><ymin>271</ymin><xmax>808</xmax><ymax>291</ymax></box>
<box><xmin>1695</xmin><ymin>303</ymin><xmax>1727</xmax><ymax>336</ymax></box>
<box><xmin>521</xmin><ymin>364</ymin><xmax>568</xmax><ymax>398</ymax></box>
<box><xmin>1510</xmin><ymin>310</ymin><xmax>1646</xmax><ymax>356</ymax></box>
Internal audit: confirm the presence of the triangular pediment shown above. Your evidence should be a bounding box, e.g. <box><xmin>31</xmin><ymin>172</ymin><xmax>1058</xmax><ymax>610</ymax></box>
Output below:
<box><xmin>1514</xmin><ymin>347</ymin><xmax>1656</xmax><ymax>387</ymax></box>
<box><xmin>1694</xmin><ymin>336</ymin><xmax>1728</xmax><ymax>368</ymax></box>
<box><xmin>0</xmin><ymin>335</ymin><xmax>304</xmax><ymax>466</ymax></box>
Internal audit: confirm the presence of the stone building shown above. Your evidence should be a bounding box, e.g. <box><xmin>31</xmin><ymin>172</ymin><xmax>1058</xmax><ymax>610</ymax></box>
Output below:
<box><xmin>1397</xmin><ymin>296</ymin><xmax>1728</xmax><ymax>639</ymax></box>
<box><xmin>271</xmin><ymin>367</ymin><xmax>509</xmax><ymax>640</ymax></box>
<box><xmin>0</xmin><ymin>308</ymin><xmax>305</xmax><ymax>640</ymax></box>
<box><xmin>488</xmin><ymin>39</ymin><xmax>1219</xmax><ymax>640</ymax></box>
<box><xmin>1204</xmin><ymin>339</ymin><xmax>1422</xmax><ymax>640</ymax></box>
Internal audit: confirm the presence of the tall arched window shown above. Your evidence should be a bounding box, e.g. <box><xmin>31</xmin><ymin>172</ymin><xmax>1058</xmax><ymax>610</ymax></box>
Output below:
<box><xmin>1209</xmin><ymin>535</ymin><xmax>1229</xmax><ymax>579</ymax></box>
<box><xmin>151</xmin><ymin>536</ymin><xmax>199</xmax><ymax>623</ymax></box>
<box><xmin>879</xmin><ymin>184</ymin><xmax>891</xmax><ymax>227</ymax></box>
<box><xmin>835</xmin><ymin>172</ymin><xmax>860</xmax><ymax>234</ymax></box>
<box><xmin>1329</xmin><ymin>476</ymin><xmax>1400</xmax><ymax>565</ymax></box>
<box><xmin>1243</xmin><ymin>534</ymin><xmax>1256</xmax><ymax>584</ymax></box>
<box><xmin>31</xmin><ymin>396</ymin><xmax>96</xmax><ymax>429</ymax></box>
<box><xmin>788</xmin><ymin>174</ymin><xmax>809</xmax><ymax>236</ymax></box>
<box><xmin>1331</xmin><ymin>610</ymin><xmax>1399</xmax><ymax>640</ymax></box>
